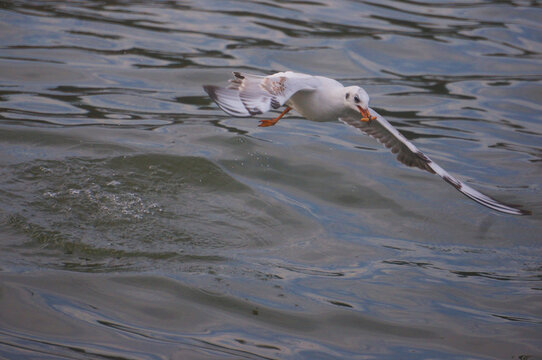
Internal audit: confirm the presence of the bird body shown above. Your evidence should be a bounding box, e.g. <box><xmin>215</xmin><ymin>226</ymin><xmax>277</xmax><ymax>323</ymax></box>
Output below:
<box><xmin>288</xmin><ymin>80</ymin><xmax>350</xmax><ymax>122</ymax></box>
<box><xmin>203</xmin><ymin>71</ymin><xmax>529</xmax><ymax>215</ymax></box>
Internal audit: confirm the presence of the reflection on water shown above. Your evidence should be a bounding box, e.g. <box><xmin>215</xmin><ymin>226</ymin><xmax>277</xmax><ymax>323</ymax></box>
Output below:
<box><xmin>1</xmin><ymin>1</ymin><xmax>541</xmax><ymax>359</ymax></box>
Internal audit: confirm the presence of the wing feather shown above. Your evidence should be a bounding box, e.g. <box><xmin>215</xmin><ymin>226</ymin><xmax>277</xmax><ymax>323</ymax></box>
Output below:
<box><xmin>203</xmin><ymin>85</ymin><xmax>250</xmax><ymax>117</ymax></box>
<box><xmin>204</xmin><ymin>71</ymin><xmax>318</xmax><ymax>117</ymax></box>
<box><xmin>340</xmin><ymin>109</ymin><xmax>529</xmax><ymax>215</ymax></box>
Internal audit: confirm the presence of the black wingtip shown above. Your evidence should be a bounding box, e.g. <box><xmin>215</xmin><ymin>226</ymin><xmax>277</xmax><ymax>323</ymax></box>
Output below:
<box><xmin>496</xmin><ymin>205</ymin><xmax>531</xmax><ymax>216</ymax></box>
<box><xmin>516</xmin><ymin>207</ymin><xmax>532</xmax><ymax>216</ymax></box>
<box><xmin>203</xmin><ymin>85</ymin><xmax>225</xmax><ymax>107</ymax></box>
<box><xmin>202</xmin><ymin>85</ymin><xmax>217</xmax><ymax>99</ymax></box>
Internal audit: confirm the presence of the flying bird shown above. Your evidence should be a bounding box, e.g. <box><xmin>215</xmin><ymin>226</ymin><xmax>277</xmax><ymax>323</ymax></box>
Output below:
<box><xmin>203</xmin><ymin>71</ymin><xmax>529</xmax><ymax>215</ymax></box>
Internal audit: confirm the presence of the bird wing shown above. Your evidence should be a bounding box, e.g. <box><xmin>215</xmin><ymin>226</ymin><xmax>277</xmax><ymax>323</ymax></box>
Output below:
<box><xmin>203</xmin><ymin>71</ymin><xmax>319</xmax><ymax>117</ymax></box>
<box><xmin>339</xmin><ymin>109</ymin><xmax>529</xmax><ymax>215</ymax></box>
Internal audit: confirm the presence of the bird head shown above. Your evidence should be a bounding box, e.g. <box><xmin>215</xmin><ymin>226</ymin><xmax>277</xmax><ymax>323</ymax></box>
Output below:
<box><xmin>343</xmin><ymin>86</ymin><xmax>371</xmax><ymax>119</ymax></box>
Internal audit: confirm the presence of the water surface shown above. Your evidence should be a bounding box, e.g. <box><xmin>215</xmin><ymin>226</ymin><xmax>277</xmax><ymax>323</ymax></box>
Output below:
<box><xmin>1</xmin><ymin>1</ymin><xmax>541</xmax><ymax>359</ymax></box>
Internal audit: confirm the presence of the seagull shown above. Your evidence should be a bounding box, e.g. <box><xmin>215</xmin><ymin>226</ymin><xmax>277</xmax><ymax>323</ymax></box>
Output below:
<box><xmin>203</xmin><ymin>71</ymin><xmax>529</xmax><ymax>215</ymax></box>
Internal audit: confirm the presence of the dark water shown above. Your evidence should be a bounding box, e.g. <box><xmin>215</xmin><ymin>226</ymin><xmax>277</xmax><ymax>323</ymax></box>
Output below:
<box><xmin>1</xmin><ymin>1</ymin><xmax>541</xmax><ymax>359</ymax></box>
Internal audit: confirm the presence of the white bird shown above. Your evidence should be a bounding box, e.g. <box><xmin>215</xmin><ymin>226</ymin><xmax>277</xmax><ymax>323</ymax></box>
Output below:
<box><xmin>203</xmin><ymin>71</ymin><xmax>529</xmax><ymax>215</ymax></box>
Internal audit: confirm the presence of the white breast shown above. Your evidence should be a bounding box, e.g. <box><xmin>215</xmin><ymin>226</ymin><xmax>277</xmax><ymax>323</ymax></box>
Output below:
<box><xmin>287</xmin><ymin>77</ymin><xmax>347</xmax><ymax>122</ymax></box>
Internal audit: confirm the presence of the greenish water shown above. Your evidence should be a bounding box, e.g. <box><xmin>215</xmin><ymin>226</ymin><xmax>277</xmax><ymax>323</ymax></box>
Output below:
<box><xmin>1</xmin><ymin>1</ymin><xmax>541</xmax><ymax>359</ymax></box>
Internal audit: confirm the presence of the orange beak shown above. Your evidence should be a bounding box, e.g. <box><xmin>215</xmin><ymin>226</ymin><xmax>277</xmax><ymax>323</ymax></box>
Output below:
<box><xmin>357</xmin><ymin>106</ymin><xmax>373</xmax><ymax>121</ymax></box>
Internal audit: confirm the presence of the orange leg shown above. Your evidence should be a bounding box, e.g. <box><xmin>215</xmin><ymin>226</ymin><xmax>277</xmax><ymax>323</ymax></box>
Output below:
<box><xmin>258</xmin><ymin>107</ymin><xmax>292</xmax><ymax>127</ymax></box>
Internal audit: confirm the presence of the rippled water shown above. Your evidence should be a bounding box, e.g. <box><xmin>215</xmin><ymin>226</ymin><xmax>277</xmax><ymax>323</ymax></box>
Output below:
<box><xmin>1</xmin><ymin>1</ymin><xmax>541</xmax><ymax>359</ymax></box>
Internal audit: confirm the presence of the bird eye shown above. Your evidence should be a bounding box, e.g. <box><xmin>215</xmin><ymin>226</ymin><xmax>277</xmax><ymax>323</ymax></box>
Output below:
<box><xmin>345</xmin><ymin>93</ymin><xmax>350</xmax><ymax>99</ymax></box>
<box><xmin>354</xmin><ymin>95</ymin><xmax>360</xmax><ymax>103</ymax></box>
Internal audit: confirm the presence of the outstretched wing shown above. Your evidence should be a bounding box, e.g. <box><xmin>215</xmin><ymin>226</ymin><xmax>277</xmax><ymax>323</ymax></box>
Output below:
<box><xmin>339</xmin><ymin>109</ymin><xmax>529</xmax><ymax>215</ymax></box>
<box><xmin>203</xmin><ymin>84</ymin><xmax>251</xmax><ymax>116</ymax></box>
<box><xmin>203</xmin><ymin>71</ymin><xmax>319</xmax><ymax>117</ymax></box>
